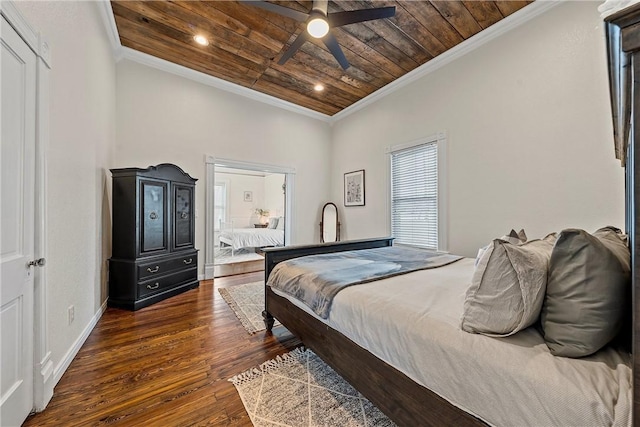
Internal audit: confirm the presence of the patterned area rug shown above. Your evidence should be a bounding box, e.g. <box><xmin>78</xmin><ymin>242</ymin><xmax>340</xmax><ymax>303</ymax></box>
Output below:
<box><xmin>218</xmin><ymin>281</ymin><xmax>280</xmax><ymax>334</ymax></box>
<box><xmin>229</xmin><ymin>348</ymin><xmax>395</xmax><ymax>427</ymax></box>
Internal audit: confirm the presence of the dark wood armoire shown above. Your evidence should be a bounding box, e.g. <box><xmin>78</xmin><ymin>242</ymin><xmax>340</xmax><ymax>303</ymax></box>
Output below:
<box><xmin>108</xmin><ymin>163</ymin><xmax>198</xmax><ymax>310</ymax></box>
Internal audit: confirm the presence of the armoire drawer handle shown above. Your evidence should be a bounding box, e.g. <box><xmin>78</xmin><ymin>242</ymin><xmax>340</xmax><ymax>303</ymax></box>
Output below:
<box><xmin>183</xmin><ymin>258</ymin><xmax>193</xmax><ymax>265</ymax></box>
<box><xmin>147</xmin><ymin>283</ymin><xmax>160</xmax><ymax>290</ymax></box>
<box><xmin>180</xmin><ymin>212</ymin><xmax>188</xmax><ymax>219</ymax></box>
<box><xmin>149</xmin><ymin>211</ymin><xmax>158</xmax><ymax>220</ymax></box>
<box><xmin>146</xmin><ymin>266</ymin><xmax>159</xmax><ymax>273</ymax></box>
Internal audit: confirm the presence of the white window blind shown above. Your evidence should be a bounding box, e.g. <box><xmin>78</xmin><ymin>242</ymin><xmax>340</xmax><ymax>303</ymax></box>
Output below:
<box><xmin>390</xmin><ymin>141</ymin><xmax>438</xmax><ymax>250</ymax></box>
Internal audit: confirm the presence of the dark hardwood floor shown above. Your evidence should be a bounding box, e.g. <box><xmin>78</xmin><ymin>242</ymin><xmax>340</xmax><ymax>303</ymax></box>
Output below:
<box><xmin>24</xmin><ymin>271</ymin><xmax>301</xmax><ymax>426</ymax></box>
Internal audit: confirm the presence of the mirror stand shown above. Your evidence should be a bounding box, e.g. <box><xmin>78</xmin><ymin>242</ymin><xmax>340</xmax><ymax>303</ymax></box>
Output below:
<box><xmin>320</xmin><ymin>202</ymin><xmax>340</xmax><ymax>243</ymax></box>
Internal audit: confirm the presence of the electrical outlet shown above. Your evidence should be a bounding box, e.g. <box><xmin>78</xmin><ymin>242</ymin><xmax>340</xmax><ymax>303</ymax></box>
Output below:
<box><xmin>68</xmin><ymin>305</ymin><xmax>75</xmax><ymax>325</ymax></box>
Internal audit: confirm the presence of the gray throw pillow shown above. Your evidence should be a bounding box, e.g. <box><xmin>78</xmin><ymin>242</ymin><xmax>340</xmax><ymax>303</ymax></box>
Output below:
<box><xmin>267</xmin><ymin>217</ymin><xmax>279</xmax><ymax>229</ymax></box>
<box><xmin>540</xmin><ymin>227</ymin><xmax>630</xmax><ymax>358</ymax></box>
<box><xmin>461</xmin><ymin>233</ymin><xmax>556</xmax><ymax>337</ymax></box>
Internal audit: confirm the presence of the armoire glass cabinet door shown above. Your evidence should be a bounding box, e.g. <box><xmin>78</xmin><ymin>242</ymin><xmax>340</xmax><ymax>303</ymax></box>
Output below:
<box><xmin>173</xmin><ymin>184</ymin><xmax>194</xmax><ymax>249</ymax></box>
<box><xmin>140</xmin><ymin>179</ymin><xmax>168</xmax><ymax>255</ymax></box>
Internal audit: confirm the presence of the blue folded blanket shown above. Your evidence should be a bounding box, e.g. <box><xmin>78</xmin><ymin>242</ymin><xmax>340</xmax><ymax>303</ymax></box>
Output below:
<box><xmin>267</xmin><ymin>246</ymin><xmax>462</xmax><ymax>319</ymax></box>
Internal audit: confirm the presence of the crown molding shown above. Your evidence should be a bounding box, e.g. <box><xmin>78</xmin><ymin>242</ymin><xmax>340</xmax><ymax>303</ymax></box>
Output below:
<box><xmin>97</xmin><ymin>0</ymin><xmax>561</xmax><ymax>125</ymax></box>
<box><xmin>96</xmin><ymin>0</ymin><xmax>122</xmax><ymax>59</ymax></box>
<box><xmin>329</xmin><ymin>0</ymin><xmax>562</xmax><ymax>123</ymax></box>
<box><xmin>95</xmin><ymin>1</ymin><xmax>330</xmax><ymax>122</ymax></box>
<box><xmin>118</xmin><ymin>47</ymin><xmax>331</xmax><ymax>122</ymax></box>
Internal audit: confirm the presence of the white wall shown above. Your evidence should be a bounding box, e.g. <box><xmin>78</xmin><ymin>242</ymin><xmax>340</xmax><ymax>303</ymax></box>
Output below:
<box><xmin>215</xmin><ymin>172</ymin><xmax>285</xmax><ymax>227</ymax></box>
<box><xmin>264</xmin><ymin>174</ymin><xmax>286</xmax><ymax>219</ymax></box>
<box><xmin>14</xmin><ymin>0</ymin><xmax>116</xmax><ymax>380</ymax></box>
<box><xmin>9</xmin><ymin>0</ymin><xmax>626</xmax><ymax>411</ymax></box>
<box><xmin>115</xmin><ymin>59</ymin><xmax>332</xmax><ymax>275</ymax></box>
<box><xmin>331</xmin><ymin>1</ymin><xmax>625</xmax><ymax>257</ymax></box>
<box><xmin>215</xmin><ymin>172</ymin><xmax>267</xmax><ymax>227</ymax></box>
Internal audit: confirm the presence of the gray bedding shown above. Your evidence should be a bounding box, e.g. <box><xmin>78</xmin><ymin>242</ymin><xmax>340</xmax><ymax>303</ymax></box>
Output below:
<box><xmin>266</xmin><ymin>245</ymin><xmax>463</xmax><ymax>318</ymax></box>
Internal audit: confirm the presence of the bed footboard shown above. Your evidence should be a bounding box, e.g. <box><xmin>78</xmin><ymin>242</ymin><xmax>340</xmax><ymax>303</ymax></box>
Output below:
<box><xmin>219</xmin><ymin>221</ymin><xmax>235</xmax><ymax>256</ymax></box>
<box><xmin>261</xmin><ymin>237</ymin><xmax>393</xmax><ymax>329</ymax></box>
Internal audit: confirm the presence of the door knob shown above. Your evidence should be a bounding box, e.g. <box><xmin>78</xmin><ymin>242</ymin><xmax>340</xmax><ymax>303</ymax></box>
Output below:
<box><xmin>27</xmin><ymin>258</ymin><xmax>46</xmax><ymax>267</ymax></box>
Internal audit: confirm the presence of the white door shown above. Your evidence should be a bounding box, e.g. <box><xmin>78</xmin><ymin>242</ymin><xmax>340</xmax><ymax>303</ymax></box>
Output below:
<box><xmin>1</xmin><ymin>16</ymin><xmax>37</xmax><ymax>427</ymax></box>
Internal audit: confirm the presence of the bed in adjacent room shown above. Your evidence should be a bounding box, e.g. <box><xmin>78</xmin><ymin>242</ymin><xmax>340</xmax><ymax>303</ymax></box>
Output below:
<box><xmin>219</xmin><ymin>217</ymin><xmax>284</xmax><ymax>254</ymax></box>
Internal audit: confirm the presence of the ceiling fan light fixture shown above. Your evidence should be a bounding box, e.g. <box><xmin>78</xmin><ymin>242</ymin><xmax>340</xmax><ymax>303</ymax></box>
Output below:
<box><xmin>193</xmin><ymin>35</ymin><xmax>209</xmax><ymax>46</ymax></box>
<box><xmin>307</xmin><ymin>17</ymin><xmax>329</xmax><ymax>38</ymax></box>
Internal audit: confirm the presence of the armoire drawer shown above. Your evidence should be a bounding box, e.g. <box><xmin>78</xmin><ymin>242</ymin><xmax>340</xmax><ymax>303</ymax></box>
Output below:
<box><xmin>138</xmin><ymin>267</ymin><xmax>197</xmax><ymax>298</ymax></box>
<box><xmin>138</xmin><ymin>252</ymin><xmax>197</xmax><ymax>279</ymax></box>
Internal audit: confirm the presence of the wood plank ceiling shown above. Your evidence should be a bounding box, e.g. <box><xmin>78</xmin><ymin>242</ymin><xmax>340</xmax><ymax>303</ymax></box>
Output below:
<box><xmin>111</xmin><ymin>1</ymin><xmax>533</xmax><ymax>116</ymax></box>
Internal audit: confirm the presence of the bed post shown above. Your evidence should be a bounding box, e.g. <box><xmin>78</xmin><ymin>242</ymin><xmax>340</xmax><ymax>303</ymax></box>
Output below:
<box><xmin>262</xmin><ymin>253</ymin><xmax>275</xmax><ymax>331</ymax></box>
<box><xmin>631</xmin><ymin>69</ymin><xmax>639</xmax><ymax>426</ymax></box>
<box><xmin>604</xmin><ymin>5</ymin><xmax>640</xmax><ymax>424</ymax></box>
<box><xmin>630</xmin><ymin>43</ymin><xmax>640</xmax><ymax>427</ymax></box>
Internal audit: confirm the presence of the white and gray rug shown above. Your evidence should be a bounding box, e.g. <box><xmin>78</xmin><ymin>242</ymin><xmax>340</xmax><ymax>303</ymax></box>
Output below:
<box><xmin>229</xmin><ymin>348</ymin><xmax>395</xmax><ymax>427</ymax></box>
<box><xmin>218</xmin><ymin>281</ymin><xmax>280</xmax><ymax>334</ymax></box>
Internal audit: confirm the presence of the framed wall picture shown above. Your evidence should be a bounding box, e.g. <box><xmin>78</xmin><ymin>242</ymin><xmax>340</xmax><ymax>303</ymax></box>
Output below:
<box><xmin>344</xmin><ymin>169</ymin><xmax>365</xmax><ymax>206</ymax></box>
<box><xmin>244</xmin><ymin>191</ymin><xmax>253</xmax><ymax>202</ymax></box>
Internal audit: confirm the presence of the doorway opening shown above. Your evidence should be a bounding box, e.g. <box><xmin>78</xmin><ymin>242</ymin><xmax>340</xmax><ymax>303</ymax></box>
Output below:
<box><xmin>204</xmin><ymin>157</ymin><xmax>294</xmax><ymax>279</ymax></box>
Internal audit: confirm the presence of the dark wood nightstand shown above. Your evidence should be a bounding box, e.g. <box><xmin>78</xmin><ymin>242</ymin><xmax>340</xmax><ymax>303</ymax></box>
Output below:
<box><xmin>254</xmin><ymin>224</ymin><xmax>268</xmax><ymax>228</ymax></box>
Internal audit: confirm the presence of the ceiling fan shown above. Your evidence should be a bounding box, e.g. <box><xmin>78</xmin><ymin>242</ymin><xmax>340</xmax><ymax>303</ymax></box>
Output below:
<box><xmin>245</xmin><ymin>0</ymin><xmax>396</xmax><ymax>70</ymax></box>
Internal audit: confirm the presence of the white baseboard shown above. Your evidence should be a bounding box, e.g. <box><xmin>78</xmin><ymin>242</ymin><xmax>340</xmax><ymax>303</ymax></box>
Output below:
<box><xmin>204</xmin><ymin>263</ymin><xmax>215</xmax><ymax>280</ymax></box>
<box><xmin>33</xmin><ymin>351</ymin><xmax>54</xmax><ymax>411</ymax></box>
<box><xmin>52</xmin><ymin>300</ymin><xmax>107</xmax><ymax>386</ymax></box>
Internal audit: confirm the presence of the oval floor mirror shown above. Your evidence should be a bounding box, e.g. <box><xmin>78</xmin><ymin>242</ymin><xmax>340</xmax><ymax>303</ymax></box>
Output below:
<box><xmin>320</xmin><ymin>202</ymin><xmax>340</xmax><ymax>243</ymax></box>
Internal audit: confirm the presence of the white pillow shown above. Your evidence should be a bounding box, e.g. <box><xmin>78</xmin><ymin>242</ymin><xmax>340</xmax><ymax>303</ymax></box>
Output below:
<box><xmin>267</xmin><ymin>217</ymin><xmax>279</xmax><ymax>229</ymax></box>
<box><xmin>276</xmin><ymin>216</ymin><xmax>285</xmax><ymax>230</ymax></box>
<box><xmin>461</xmin><ymin>233</ymin><xmax>556</xmax><ymax>337</ymax></box>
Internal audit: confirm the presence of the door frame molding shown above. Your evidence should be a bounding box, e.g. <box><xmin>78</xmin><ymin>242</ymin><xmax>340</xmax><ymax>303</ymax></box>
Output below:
<box><xmin>204</xmin><ymin>155</ymin><xmax>295</xmax><ymax>280</ymax></box>
<box><xmin>1</xmin><ymin>1</ymin><xmax>54</xmax><ymax>411</ymax></box>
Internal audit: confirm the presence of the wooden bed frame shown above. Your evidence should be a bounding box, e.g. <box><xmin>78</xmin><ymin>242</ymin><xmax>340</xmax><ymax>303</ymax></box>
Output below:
<box><xmin>262</xmin><ymin>237</ymin><xmax>484</xmax><ymax>426</ymax></box>
<box><xmin>259</xmin><ymin>6</ymin><xmax>640</xmax><ymax>425</ymax></box>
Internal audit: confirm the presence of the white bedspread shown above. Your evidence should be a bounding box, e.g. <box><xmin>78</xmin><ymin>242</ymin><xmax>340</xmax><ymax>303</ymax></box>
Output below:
<box><xmin>272</xmin><ymin>258</ymin><xmax>632</xmax><ymax>427</ymax></box>
<box><xmin>219</xmin><ymin>228</ymin><xmax>283</xmax><ymax>250</ymax></box>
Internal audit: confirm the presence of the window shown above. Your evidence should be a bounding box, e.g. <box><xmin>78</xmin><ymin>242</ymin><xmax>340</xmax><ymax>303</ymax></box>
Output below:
<box><xmin>214</xmin><ymin>181</ymin><xmax>227</xmax><ymax>231</ymax></box>
<box><xmin>390</xmin><ymin>136</ymin><xmax>443</xmax><ymax>250</ymax></box>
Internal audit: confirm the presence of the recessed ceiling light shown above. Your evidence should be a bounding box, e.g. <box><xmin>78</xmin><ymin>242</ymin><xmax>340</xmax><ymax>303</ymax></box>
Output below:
<box><xmin>314</xmin><ymin>84</ymin><xmax>324</xmax><ymax>92</ymax></box>
<box><xmin>194</xmin><ymin>35</ymin><xmax>209</xmax><ymax>46</ymax></box>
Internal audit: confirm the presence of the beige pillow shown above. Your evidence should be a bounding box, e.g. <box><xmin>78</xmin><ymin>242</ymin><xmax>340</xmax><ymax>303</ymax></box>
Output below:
<box><xmin>461</xmin><ymin>233</ymin><xmax>556</xmax><ymax>337</ymax></box>
<box><xmin>474</xmin><ymin>229</ymin><xmax>527</xmax><ymax>266</ymax></box>
<box><xmin>541</xmin><ymin>227</ymin><xmax>630</xmax><ymax>357</ymax></box>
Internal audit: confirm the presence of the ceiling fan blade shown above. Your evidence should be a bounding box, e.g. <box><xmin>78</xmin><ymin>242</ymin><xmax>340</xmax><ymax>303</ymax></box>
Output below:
<box><xmin>278</xmin><ymin>31</ymin><xmax>309</xmax><ymax>65</ymax></box>
<box><xmin>322</xmin><ymin>32</ymin><xmax>350</xmax><ymax>70</ymax></box>
<box><xmin>328</xmin><ymin>6</ymin><xmax>396</xmax><ymax>28</ymax></box>
<box><xmin>243</xmin><ymin>1</ymin><xmax>309</xmax><ymax>22</ymax></box>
